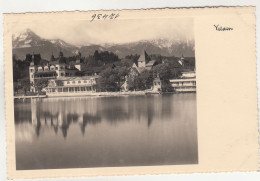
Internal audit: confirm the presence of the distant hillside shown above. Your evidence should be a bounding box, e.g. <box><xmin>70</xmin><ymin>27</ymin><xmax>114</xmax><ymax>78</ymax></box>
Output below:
<box><xmin>12</xmin><ymin>29</ymin><xmax>195</xmax><ymax>60</ymax></box>
<box><xmin>104</xmin><ymin>39</ymin><xmax>195</xmax><ymax>58</ymax></box>
<box><xmin>12</xmin><ymin>29</ymin><xmax>78</xmax><ymax>60</ymax></box>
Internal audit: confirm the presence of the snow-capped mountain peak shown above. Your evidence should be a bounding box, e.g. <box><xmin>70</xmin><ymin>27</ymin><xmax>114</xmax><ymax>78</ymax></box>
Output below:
<box><xmin>12</xmin><ymin>29</ymin><xmax>78</xmax><ymax>51</ymax></box>
<box><xmin>12</xmin><ymin>29</ymin><xmax>43</xmax><ymax>48</ymax></box>
<box><xmin>49</xmin><ymin>39</ymin><xmax>76</xmax><ymax>48</ymax></box>
<box><xmin>12</xmin><ymin>29</ymin><xmax>79</xmax><ymax>60</ymax></box>
<box><xmin>12</xmin><ymin>29</ymin><xmax>40</xmax><ymax>41</ymax></box>
<box><xmin>12</xmin><ymin>29</ymin><xmax>195</xmax><ymax>60</ymax></box>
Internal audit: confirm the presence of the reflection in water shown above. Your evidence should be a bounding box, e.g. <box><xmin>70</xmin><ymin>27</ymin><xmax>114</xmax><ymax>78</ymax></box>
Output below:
<box><xmin>17</xmin><ymin>96</ymin><xmax>167</xmax><ymax>138</ymax></box>
<box><xmin>14</xmin><ymin>94</ymin><xmax>198</xmax><ymax>170</ymax></box>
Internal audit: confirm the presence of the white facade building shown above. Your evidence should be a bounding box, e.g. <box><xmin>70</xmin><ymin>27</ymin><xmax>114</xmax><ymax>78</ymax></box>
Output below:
<box><xmin>170</xmin><ymin>71</ymin><xmax>196</xmax><ymax>93</ymax></box>
<box><xmin>44</xmin><ymin>76</ymin><xmax>99</xmax><ymax>97</ymax></box>
<box><xmin>29</xmin><ymin>62</ymin><xmax>66</xmax><ymax>92</ymax></box>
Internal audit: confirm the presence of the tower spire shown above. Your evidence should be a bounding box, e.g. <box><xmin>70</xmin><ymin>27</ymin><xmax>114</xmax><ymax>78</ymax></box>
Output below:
<box><xmin>50</xmin><ymin>51</ymin><xmax>55</xmax><ymax>61</ymax></box>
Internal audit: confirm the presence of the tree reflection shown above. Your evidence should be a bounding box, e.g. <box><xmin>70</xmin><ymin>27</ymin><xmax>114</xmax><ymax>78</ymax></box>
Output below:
<box><xmin>35</xmin><ymin>120</ymin><xmax>41</xmax><ymax>137</ymax></box>
<box><xmin>80</xmin><ymin>114</ymin><xmax>101</xmax><ymax>135</ymax></box>
<box><xmin>14</xmin><ymin>95</ymin><xmax>173</xmax><ymax>138</ymax></box>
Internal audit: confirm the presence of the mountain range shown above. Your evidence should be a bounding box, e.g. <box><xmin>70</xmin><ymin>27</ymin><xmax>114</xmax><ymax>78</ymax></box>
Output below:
<box><xmin>12</xmin><ymin>29</ymin><xmax>195</xmax><ymax>60</ymax></box>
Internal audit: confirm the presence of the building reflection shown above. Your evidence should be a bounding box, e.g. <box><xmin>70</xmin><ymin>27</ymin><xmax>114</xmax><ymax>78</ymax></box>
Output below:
<box><xmin>15</xmin><ymin>95</ymin><xmax>173</xmax><ymax>139</ymax></box>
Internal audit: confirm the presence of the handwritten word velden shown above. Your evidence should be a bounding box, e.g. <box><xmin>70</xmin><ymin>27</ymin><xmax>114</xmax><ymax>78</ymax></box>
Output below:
<box><xmin>90</xmin><ymin>13</ymin><xmax>120</xmax><ymax>22</ymax></box>
<box><xmin>214</xmin><ymin>24</ymin><xmax>233</xmax><ymax>31</ymax></box>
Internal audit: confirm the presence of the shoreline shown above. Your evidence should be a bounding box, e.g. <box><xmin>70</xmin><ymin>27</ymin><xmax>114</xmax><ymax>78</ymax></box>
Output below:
<box><xmin>14</xmin><ymin>91</ymin><xmax>196</xmax><ymax>99</ymax></box>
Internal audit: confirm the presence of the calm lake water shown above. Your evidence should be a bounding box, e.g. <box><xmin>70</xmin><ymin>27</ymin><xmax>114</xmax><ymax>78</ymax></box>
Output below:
<box><xmin>14</xmin><ymin>93</ymin><xmax>198</xmax><ymax>170</ymax></box>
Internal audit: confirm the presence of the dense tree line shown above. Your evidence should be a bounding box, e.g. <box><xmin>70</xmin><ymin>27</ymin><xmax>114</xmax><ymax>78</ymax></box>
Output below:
<box><xmin>86</xmin><ymin>50</ymin><xmax>119</xmax><ymax>67</ymax></box>
<box><xmin>97</xmin><ymin>66</ymin><xmax>129</xmax><ymax>92</ymax></box>
<box><xmin>13</xmin><ymin>55</ymin><xmax>30</xmax><ymax>82</ymax></box>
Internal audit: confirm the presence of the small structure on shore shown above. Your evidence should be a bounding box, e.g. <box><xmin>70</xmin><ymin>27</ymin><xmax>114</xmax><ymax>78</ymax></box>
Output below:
<box><xmin>120</xmin><ymin>76</ymin><xmax>129</xmax><ymax>92</ymax></box>
<box><xmin>152</xmin><ymin>74</ymin><xmax>162</xmax><ymax>92</ymax></box>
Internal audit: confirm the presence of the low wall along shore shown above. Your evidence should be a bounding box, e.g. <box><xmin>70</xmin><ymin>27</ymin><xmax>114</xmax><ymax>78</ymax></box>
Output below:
<box><xmin>46</xmin><ymin>91</ymin><xmax>147</xmax><ymax>98</ymax></box>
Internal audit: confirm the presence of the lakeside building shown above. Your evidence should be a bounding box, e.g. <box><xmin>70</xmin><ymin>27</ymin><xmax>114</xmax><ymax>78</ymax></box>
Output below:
<box><xmin>170</xmin><ymin>71</ymin><xmax>196</xmax><ymax>93</ymax></box>
<box><xmin>131</xmin><ymin>50</ymin><xmax>158</xmax><ymax>73</ymax></box>
<box><xmin>120</xmin><ymin>74</ymin><xmax>162</xmax><ymax>93</ymax></box>
<box><xmin>121</xmin><ymin>50</ymin><xmax>159</xmax><ymax>92</ymax></box>
<box><xmin>178</xmin><ymin>55</ymin><xmax>195</xmax><ymax>70</ymax></box>
<box><xmin>44</xmin><ymin>76</ymin><xmax>99</xmax><ymax>97</ymax></box>
<box><xmin>120</xmin><ymin>76</ymin><xmax>129</xmax><ymax>92</ymax></box>
<box><xmin>29</xmin><ymin>51</ymin><xmax>82</xmax><ymax>92</ymax></box>
<box><xmin>152</xmin><ymin>76</ymin><xmax>162</xmax><ymax>92</ymax></box>
<box><xmin>123</xmin><ymin>50</ymin><xmax>196</xmax><ymax>93</ymax></box>
<box><xmin>162</xmin><ymin>55</ymin><xmax>195</xmax><ymax>70</ymax></box>
<box><xmin>27</xmin><ymin>49</ymin><xmax>196</xmax><ymax>94</ymax></box>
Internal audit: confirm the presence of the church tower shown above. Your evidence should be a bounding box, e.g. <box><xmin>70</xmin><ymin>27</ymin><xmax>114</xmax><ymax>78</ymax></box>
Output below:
<box><xmin>137</xmin><ymin>50</ymin><xmax>150</xmax><ymax>68</ymax></box>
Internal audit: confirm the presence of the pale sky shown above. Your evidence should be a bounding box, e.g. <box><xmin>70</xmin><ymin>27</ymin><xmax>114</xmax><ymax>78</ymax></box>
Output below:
<box><xmin>13</xmin><ymin>17</ymin><xmax>194</xmax><ymax>46</ymax></box>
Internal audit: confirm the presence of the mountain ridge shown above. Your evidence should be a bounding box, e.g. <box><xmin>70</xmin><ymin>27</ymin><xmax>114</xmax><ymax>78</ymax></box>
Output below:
<box><xmin>12</xmin><ymin>29</ymin><xmax>195</xmax><ymax>60</ymax></box>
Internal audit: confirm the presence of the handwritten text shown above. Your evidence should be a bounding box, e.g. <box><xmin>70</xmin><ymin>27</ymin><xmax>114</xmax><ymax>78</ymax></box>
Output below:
<box><xmin>214</xmin><ymin>24</ymin><xmax>233</xmax><ymax>31</ymax></box>
<box><xmin>90</xmin><ymin>13</ymin><xmax>120</xmax><ymax>22</ymax></box>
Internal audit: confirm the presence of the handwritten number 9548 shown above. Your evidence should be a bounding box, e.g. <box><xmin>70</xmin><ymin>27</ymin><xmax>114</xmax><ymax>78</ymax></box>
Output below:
<box><xmin>90</xmin><ymin>13</ymin><xmax>120</xmax><ymax>22</ymax></box>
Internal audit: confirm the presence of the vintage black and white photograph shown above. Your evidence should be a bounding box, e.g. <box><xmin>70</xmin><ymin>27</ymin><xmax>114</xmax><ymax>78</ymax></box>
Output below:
<box><xmin>12</xmin><ymin>15</ymin><xmax>197</xmax><ymax>170</ymax></box>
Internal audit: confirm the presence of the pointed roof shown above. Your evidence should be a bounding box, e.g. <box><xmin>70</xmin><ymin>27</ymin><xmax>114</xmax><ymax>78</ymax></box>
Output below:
<box><xmin>146</xmin><ymin>60</ymin><xmax>156</xmax><ymax>67</ymax></box>
<box><xmin>137</xmin><ymin>50</ymin><xmax>150</xmax><ymax>63</ymax></box>
<box><xmin>132</xmin><ymin>62</ymin><xmax>138</xmax><ymax>69</ymax></box>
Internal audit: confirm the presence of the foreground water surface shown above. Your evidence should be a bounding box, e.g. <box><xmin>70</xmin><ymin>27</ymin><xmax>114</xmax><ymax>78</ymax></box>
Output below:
<box><xmin>14</xmin><ymin>93</ymin><xmax>198</xmax><ymax>170</ymax></box>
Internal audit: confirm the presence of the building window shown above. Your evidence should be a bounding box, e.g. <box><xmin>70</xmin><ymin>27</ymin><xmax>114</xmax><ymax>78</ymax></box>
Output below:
<box><xmin>84</xmin><ymin>80</ymin><xmax>87</xmax><ymax>83</ymax></box>
<box><xmin>72</xmin><ymin>81</ymin><xmax>75</xmax><ymax>84</ymax></box>
<box><xmin>78</xmin><ymin>81</ymin><xmax>81</xmax><ymax>83</ymax></box>
<box><xmin>67</xmin><ymin>81</ymin><xmax>70</xmax><ymax>84</ymax></box>
<box><xmin>61</xmin><ymin>73</ymin><xmax>64</xmax><ymax>76</ymax></box>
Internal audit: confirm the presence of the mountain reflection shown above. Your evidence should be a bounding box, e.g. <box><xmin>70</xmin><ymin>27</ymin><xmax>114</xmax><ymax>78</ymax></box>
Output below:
<box><xmin>14</xmin><ymin>95</ymin><xmax>173</xmax><ymax>138</ymax></box>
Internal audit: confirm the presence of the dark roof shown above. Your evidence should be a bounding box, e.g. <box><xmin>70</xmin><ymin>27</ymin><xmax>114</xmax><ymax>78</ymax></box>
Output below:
<box><xmin>65</xmin><ymin>69</ymin><xmax>78</xmax><ymax>73</ymax></box>
<box><xmin>146</xmin><ymin>60</ymin><xmax>156</xmax><ymax>67</ymax></box>
<box><xmin>57</xmin><ymin>76</ymin><xmax>99</xmax><ymax>81</ymax></box>
<box><xmin>163</xmin><ymin>57</ymin><xmax>195</xmax><ymax>67</ymax></box>
<box><xmin>182</xmin><ymin>57</ymin><xmax>196</xmax><ymax>66</ymax></box>
<box><xmin>162</xmin><ymin>58</ymin><xmax>182</xmax><ymax>68</ymax></box>
<box><xmin>35</xmin><ymin>70</ymin><xmax>56</xmax><ymax>75</ymax></box>
<box><xmin>171</xmin><ymin>60</ymin><xmax>182</xmax><ymax>68</ymax></box>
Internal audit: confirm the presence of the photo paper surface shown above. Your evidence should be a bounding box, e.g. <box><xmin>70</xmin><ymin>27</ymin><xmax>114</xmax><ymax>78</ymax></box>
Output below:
<box><xmin>4</xmin><ymin>7</ymin><xmax>258</xmax><ymax>179</ymax></box>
